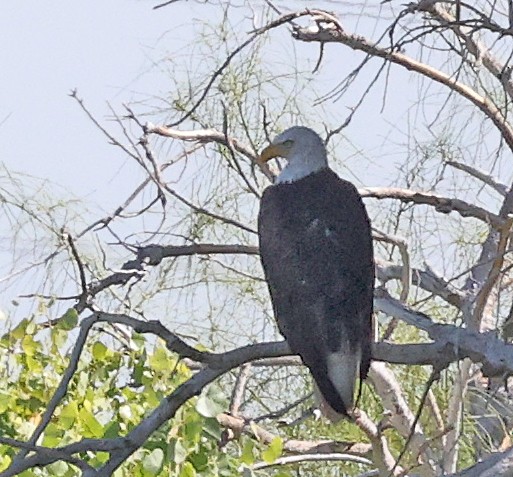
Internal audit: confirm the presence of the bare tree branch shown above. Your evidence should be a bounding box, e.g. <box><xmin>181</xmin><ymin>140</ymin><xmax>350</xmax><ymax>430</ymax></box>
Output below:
<box><xmin>472</xmin><ymin>216</ymin><xmax>513</xmax><ymax>326</ymax></box>
<box><xmin>291</xmin><ymin>13</ymin><xmax>513</xmax><ymax>154</ymax></box>
<box><xmin>249</xmin><ymin>452</ymin><xmax>374</xmax><ymax>471</ymax></box>
<box><xmin>447</xmin><ymin>445</ymin><xmax>513</xmax><ymax>476</ymax></box>
<box><xmin>217</xmin><ymin>413</ymin><xmax>372</xmax><ymax>456</ymax></box>
<box><xmin>144</xmin><ymin>123</ymin><xmax>276</xmax><ymax>180</ymax></box>
<box><xmin>412</xmin><ymin>0</ymin><xmax>513</xmax><ymax>101</ymax></box>
<box><xmin>376</xmin><ymin>258</ymin><xmax>464</xmax><ymax>308</ymax></box>
<box><xmin>374</xmin><ymin>287</ymin><xmax>513</xmax><ymax>377</ymax></box>
<box><xmin>361</xmin><ymin>187</ymin><xmax>503</xmax><ymax>229</ymax></box>
<box><xmin>352</xmin><ymin>409</ymin><xmax>402</xmax><ymax>476</ymax></box>
<box><xmin>446</xmin><ymin>160</ymin><xmax>508</xmax><ymax>197</ymax></box>
<box><xmin>369</xmin><ymin>363</ymin><xmax>439</xmax><ymax>476</ymax></box>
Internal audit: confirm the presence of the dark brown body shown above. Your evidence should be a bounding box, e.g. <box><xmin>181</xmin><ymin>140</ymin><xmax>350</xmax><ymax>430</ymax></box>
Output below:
<box><xmin>258</xmin><ymin>168</ymin><xmax>374</xmax><ymax>415</ymax></box>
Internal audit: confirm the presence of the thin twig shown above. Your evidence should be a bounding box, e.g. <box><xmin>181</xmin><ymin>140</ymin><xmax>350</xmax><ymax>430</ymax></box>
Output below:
<box><xmin>65</xmin><ymin>231</ymin><xmax>89</xmax><ymax>307</ymax></box>
<box><xmin>250</xmin><ymin>453</ymin><xmax>374</xmax><ymax>470</ymax></box>
<box><xmin>446</xmin><ymin>160</ymin><xmax>508</xmax><ymax>196</ymax></box>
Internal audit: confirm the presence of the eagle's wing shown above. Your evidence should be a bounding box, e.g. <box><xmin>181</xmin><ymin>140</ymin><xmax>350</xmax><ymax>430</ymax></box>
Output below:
<box><xmin>258</xmin><ymin>169</ymin><xmax>374</xmax><ymax>415</ymax></box>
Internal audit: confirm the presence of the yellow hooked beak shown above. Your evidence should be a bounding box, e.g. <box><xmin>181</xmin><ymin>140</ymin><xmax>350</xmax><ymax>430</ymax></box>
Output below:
<box><xmin>258</xmin><ymin>143</ymin><xmax>290</xmax><ymax>164</ymax></box>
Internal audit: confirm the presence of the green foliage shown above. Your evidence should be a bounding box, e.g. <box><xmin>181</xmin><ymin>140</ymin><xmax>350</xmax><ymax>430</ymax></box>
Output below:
<box><xmin>261</xmin><ymin>436</ymin><xmax>283</xmax><ymax>464</ymax></box>
<box><xmin>0</xmin><ymin>318</ymin><xmax>245</xmax><ymax>476</ymax></box>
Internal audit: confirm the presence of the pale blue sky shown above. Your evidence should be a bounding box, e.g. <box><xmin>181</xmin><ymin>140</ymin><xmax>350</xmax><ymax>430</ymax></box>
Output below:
<box><xmin>1</xmin><ymin>1</ymin><xmax>204</xmax><ymax>209</ymax></box>
<box><xmin>0</xmin><ymin>1</ymin><xmax>409</xmax><ymax>212</ymax></box>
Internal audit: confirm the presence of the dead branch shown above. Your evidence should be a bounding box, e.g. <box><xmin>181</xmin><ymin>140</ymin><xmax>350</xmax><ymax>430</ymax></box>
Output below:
<box><xmin>145</xmin><ymin>123</ymin><xmax>274</xmax><ymax>181</ymax></box>
<box><xmin>229</xmin><ymin>363</ymin><xmax>252</xmax><ymax>417</ymax></box>
<box><xmin>361</xmin><ymin>187</ymin><xmax>503</xmax><ymax>229</ymax></box>
<box><xmin>217</xmin><ymin>413</ymin><xmax>371</xmax><ymax>456</ymax></box>
<box><xmin>291</xmin><ymin>12</ymin><xmax>513</xmax><ymax>154</ymax></box>
<box><xmin>412</xmin><ymin>0</ymin><xmax>513</xmax><ymax>101</ymax></box>
<box><xmin>446</xmin><ymin>161</ymin><xmax>508</xmax><ymax>197</ymax></box>
<box><xmin>472</xmin><ymin>216</ymin><xmax>513</xmax><ymax>325</ymax></box>
<box><xmin>353</xmin><ymin>409</ymin><xmax>402</xmax><ymax>476</ymax></box>
<box><xmin>374</xmin><ymin>287</ymin><xmax>513</xmax><ymax>377</ymax></box>
<box><xmin>376</xmin><ymin>258</ymin><xmax>464</xmax><ymax>308</ymax></box>
<box><xmin>373</xmin><ymin>230</ymin><xmax>411</xmax><ymax>302</ymax></box>
<box><xmin>249</xmin><ymin>452</ymin><xmax>374</xmax><ymax>471</ymax></box>
<box><xmin>369</xmin><ymin>363</ymin><xmax>439</xmax><ymax>476</ymax></box>
<box><xmin>446</xmin><ymin>433</ymin><xmax>513</xmax><ymax>476</ymax></box>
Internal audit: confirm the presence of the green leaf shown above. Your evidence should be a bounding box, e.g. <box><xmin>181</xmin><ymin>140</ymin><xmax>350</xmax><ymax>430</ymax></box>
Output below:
<box><xmin>196</xmin><ymin>387</ymin><xmax>225</xmax><ymax>418</ymax></box>
<box><xmin>58</xmin><ymin>308</ymin><xmax>78</xmax><ymax>331</ymax></box>
<box><xmin>170</xmin><ymin>439</ymin><xmax>187</xmax><ymax>465</ymax></box>
<box><xmin>148</xmin><ymin>346</ymin><xmax>173</xmax><ymax>372</ymax></box>
<box><xmin>184</xmin><ymin>417</ymin><xmax>202</xmax><ymax>444</ymax></box>
<box><xmin>9</xmin><ymin>318</ymin><xmax>29</xmax><ymax>340</ymax></box>
<box><xmin>142</xmin><ymin>386</ymin><xmax>160</xmax><ymax>408</ymax></box>
<box><xmin>21</xmin><ymin>335</ymin><xmax>39</xmax><ymax>357</ymax></box>
<box><xmin>104</xmin><ymin>421</ymin><xmax>120</xmax><ymax>439</ymax></box>
<box><xmin>142</xmin><ymin>448</ymin><xmax>164</xmax><ymax>475</ymax></box>
<box><xmin>25</xmin><ymin>354</ymin><xmax>43</xmax><ymax>373</ymax></box>
<box><xmin>92</xmin><ymin>341</ymin><xmax>108</xmax><ymax>361</ymax></box>
<box><xmin>0</xmin><ymin>451</ymin><xmax>12</xmax><ymax>471</ymax></box>
<box><xmin>60</xmin><ymin>401</ymin><xmax>79</xmax><ymax>430</ymax></box>
<box><xmin>132</xmin><ymin>350</ymin><xmax>147</xmax><ymax>386</ymax></box>
<box><xmin>188</xmin><ymin>451</ymin><xmax>208</xmax><ymax>471</ymax></box>
<box><xmin>178</xmin><ymin>462</ymin><xmax>196</xmax><ymax>477</ymax></box>
<box><xmin>42</xmin><ymin>423</ymin><xmax>62</xmax><ymax>447</ymax></box>
<box><xmin>79</xmin><ymin>407</ymin><xmax>104</xmax><ymax>438</ymax></box>
<box><xmin>261</xmin><ymin>436</ymin><xmax>283</xmax><ymax>464</ymax></box>
<box><xmin>46</xmin><ymin>461</ymin><xmax>69</xmax><ymax>476</ymax></box>
<box><xmin>240</xmin><ymin>439</ymin><xmax>255</xmax><ymax>465</ymax></box>
<box><xmin>51</xmin><ymin>328</ymin><xmax>68</xmax><ymax>350</ymax></box>
<box><xmin>202</xmin><ymin>417</ymin><xmax>222</xmax><ymax>440</ymax></box>
<box><xmin>131</xmin><ymin>333</ymin><xmax>146</xmax><ymax>350</ymax></box>
<box><xmin>94</xmin><ymin>451</ymin><xmax>110</xmax><ymax>464</ymax></box>
<box><xmin>0</xmin><ymin>392</ymin><xmax>12</xmax><ymax>414</ymax></box>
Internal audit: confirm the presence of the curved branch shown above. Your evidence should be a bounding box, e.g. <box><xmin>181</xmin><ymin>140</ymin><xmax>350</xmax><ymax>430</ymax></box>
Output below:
<box><xmin>447</xmin><ymin>445</ymin><xmax>513</xmax><ymax>476</ymax></box>
<box><xmin>376</xmin><ymin>258</ymin><xmax>464</xmax><ymax>308</ymax></box>
<box><xmin>374</xmin><ymin>288</ymin><xmax>513</xmax><ymax>376</ymax></box>
<box><xmin>361</xmin><ymin>187</ymin><xmax>503</xmax><ymax>229</ymax></box>
<box><xmin>446</xmin><ymin>161</ymin><xmax>508</xmax><ymax>197</ymax></box>
<box><xmin>250</xmin><ymin>452</ymin><xmax>373</xmax><ymax>470</ymax></box>
<box><xmin>132</xmin><ymin>243</ymin><xmax>259</xmax><ymax>266</ymax></box>
<box><xmin>292</xmin><ymin>14</ymin><xmax>513</xmax><ymax>154</ymax></box>
<box><xmin>145</xmin><ymin>124</ymin><xmax>255</xmax><ymax>160</ymax></box>
<box><xmin>413</xmin><ymin>1</ymin><xmax>513</xmax><ymax>101</ymax></box>
<box><xmin>217</xmin><ymin>413</ymin><xmax>371</xmax><ymax>456</ymax></box>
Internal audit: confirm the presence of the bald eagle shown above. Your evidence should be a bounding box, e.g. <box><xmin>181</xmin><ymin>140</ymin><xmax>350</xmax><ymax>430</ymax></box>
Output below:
<box><xmin>258</xmin><ymin>126</ymin><xmax>374</xmax><ymax>417</ymax></box>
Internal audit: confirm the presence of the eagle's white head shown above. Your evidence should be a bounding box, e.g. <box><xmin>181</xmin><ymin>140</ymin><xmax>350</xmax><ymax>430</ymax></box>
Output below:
<box><xmin>259</xmin><ymin>126</ymin><xmax>328</xmax><ymax>184</ymax></box>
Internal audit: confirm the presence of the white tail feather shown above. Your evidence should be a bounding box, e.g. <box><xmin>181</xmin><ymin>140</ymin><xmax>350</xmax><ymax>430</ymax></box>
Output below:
<box><xmin>326</xmin><ymin>346</ymin><xmax>361</xmax><ymax>412</ymax></box>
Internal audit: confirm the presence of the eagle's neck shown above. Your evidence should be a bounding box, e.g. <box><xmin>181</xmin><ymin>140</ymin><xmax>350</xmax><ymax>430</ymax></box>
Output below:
<box><xmin>275</xmin><ymin>150</ymin><xmax>328</xmax><ymax>184</ymax></box>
